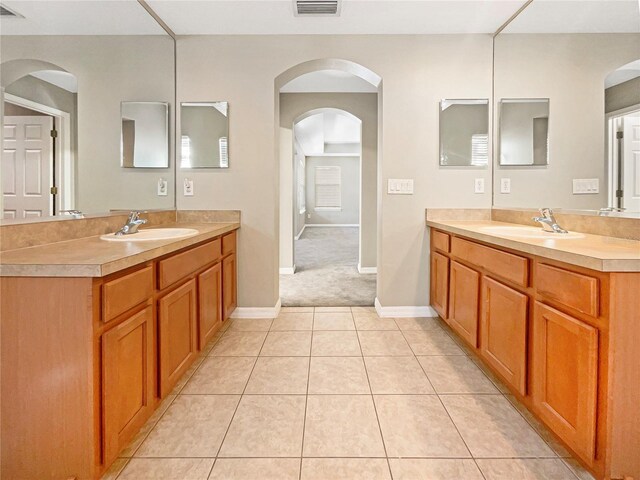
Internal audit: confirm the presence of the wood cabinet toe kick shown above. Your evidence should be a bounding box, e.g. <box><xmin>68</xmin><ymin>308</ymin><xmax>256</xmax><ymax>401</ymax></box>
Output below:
<box><xmin>0</xmin><ymin>229</ymin><xmax>239</xmax><ymax>480</ymax></box>
<box><xmin>429</xmin><ymin>228</ymin><xmax>640</xmax><ymax>480</ymax></box>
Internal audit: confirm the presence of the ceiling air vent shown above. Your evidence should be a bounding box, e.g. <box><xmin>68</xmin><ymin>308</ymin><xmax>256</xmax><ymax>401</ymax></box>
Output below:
<box><xmin>294</xmin><ymin>0</ymin><xmax>341</xmax><ymax>17</ymax></box>
<box><xmin>0</xmin><ymin>4</ymin><xmax>23</xmax><ymax>17</ymax></box>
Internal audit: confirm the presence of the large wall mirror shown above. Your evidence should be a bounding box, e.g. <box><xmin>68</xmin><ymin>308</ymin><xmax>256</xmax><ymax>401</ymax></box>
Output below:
<box><xmin>439</xmin><ymin>99</ymin><xmax>489</xmax><ymax>167</ymax></box>
<box><xmin>493</xmin><ymin>0</ymin><xmax>640</xmax><ymax>216</ymax></box>
<box><xmin>0</xmin><ymin>0</ymin><xmax>176</xmax><ymax>221</ymax></box>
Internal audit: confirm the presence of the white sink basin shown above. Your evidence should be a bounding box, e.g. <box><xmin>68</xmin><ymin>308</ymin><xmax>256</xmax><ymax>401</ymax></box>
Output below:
<box><xmin>480</xmin><ymin>225</ymin><xmax>585</xmax><ymax>240</ymax></box>
<box><xmin>100</xmin><ymin>228</ymin><xmax>199</xmax><ymax>242</ymax></box>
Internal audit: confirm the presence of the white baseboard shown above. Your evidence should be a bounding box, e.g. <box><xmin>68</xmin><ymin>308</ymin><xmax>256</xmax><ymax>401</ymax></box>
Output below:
<box><xmin>231</xmin><ymin>298</ymin><xmax>281</xmax><ymax>319</ymax></box>
<box><xmin>357</xmin><ymin>263</ymin><xmax>377</xmax><ymax>274</ymax></box>
<box><xmin>279</xmin><ymin>265</ymin><xmax>296</xmax><ymax>275</ymax></box>
<box><xmin>374</xmin><ymin>297</ymin><xmax>438</xmax><ymax>318</ymax></box>
<box><xmin>304</xmin><ymin>224</ymin><xmax>359</xmax><ymax>227</ymax></box>
<box><xmin>294</xmin><ymin>225</ymin><xmax>306</xmax><ymax>240</ymax></box>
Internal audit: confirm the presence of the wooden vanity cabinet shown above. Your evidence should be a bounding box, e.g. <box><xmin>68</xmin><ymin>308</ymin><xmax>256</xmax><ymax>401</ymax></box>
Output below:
<box><xmin>102</xmin><ymin>304</ymin><xmax>155</xmax><ymax>466</ymax></box>
<box><xmin>448</xmin><ymin>260</ymin><xmax>480</xmax><ymax>347</ymax></box>
<box><xmin>0</xmin><ymin>228</ymin><xmax>239</xmax><ymax>480</ymax></box>
<box><xmin>429</xmin><ymin>228</ymin><xmax>640</xmax><ymax>480</ymax></box>
<box><xmin>430</xmin><ymin>251</ymin><xmax>449</xmax><ymax>319</ymax></box>
<box><xmin>532</xmin><ymin>301</ymin><xmax>599</xmax><ymax>461</ymax></box>
<box><xmin>222</xmin><ymin>232</ymin><xmax>238</xmax><ymax>320</ymax></box>
<box><xmin>158</xmin><ymin>279</ymin><xmax>198</xmax><ymax>397</ymax></box>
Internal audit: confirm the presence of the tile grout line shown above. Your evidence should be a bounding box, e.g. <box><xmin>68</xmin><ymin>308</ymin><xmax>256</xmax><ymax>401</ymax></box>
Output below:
<box><xmin>356</xmin><ymin>309</ymin><xmax>394</xmax><ymax>480</ymax></box>
<box><xmin>114</xmin><ymin>331</ymin><xmax>227</xmax><ymax>477</ymax></box>
<box><xmin>297</xmin><ymin>308</ymin><xmax>317</xmax><ymax>479</ymax></box>
<box><xmin>205</xmin><ymin>325</ymin><xmax>269</xmax><ymax>478</ymax></box>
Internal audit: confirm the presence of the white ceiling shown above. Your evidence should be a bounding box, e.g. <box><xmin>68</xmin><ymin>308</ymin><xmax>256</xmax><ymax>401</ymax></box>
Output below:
<box><xmin>503</xmin><ymin>0</ymin><xmax>640</xmax><ymax>33</ymax></box>
<box><xmin>295</xmin><ymin>111</ymin><xmax>361</xmax><ymax>156</ymax></box>
<box><xmin>605</xmin><ymin>59</ymin><xmax>640</xmax><ymax>89</ymax></box>
<box><xmin>1</xmin><ymin>1</ymin><xmax>637</xmax><ymax>36</ymax></box>
<box><xmin>281</xmin><ymin>70</ymin><xmax>378</xmax><ymax>93</ymax></box>
<box><xmin>30</xmin><ymin>70</ymin><xmax>78</xmax><ymax>92</ymax></box>
<box><xmin>0</xmin><ymin>0</ymin><xmax>165</xmax><ymax>35</ymax></box>
<box><xmin>147</xmin><ymin>0</ymin><xmax>528</xmax><ymax>35</ymax></box>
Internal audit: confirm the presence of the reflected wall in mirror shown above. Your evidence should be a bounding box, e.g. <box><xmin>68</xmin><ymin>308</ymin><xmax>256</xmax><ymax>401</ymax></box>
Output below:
<box><xmin>181</xmin><ymin>102</ymin><xmax>229</xmax><ymax>168</ymax></box>
<box><xmin>493</xmin><ymin>0</ymin><xmax>640</xmax><ymax>215</ymax></box>
<box><xmin>0</xmin><ymin>1</ymin><xmax>175</xmax><ymax>222</ymax></box>
<box><xmin>439</xmin><ymin>99</ymin><xmax>489</xmax><ymax>167</ymax></box>
<box><xmin>499</xmin><ymin>99</ymin><xmax>549</xmax><ymax>166</ymax></box>
<box><xmin>121</xmin><ymin>102</ymin><xmax>169</xmax><ymax>168</ymax></box>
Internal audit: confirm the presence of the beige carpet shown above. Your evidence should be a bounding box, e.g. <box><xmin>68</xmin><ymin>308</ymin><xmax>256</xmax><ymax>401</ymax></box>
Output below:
<box><xmin>279</xmin><ymin>226</ymin><xmax>376</xmax><ymax>307</ymax></box>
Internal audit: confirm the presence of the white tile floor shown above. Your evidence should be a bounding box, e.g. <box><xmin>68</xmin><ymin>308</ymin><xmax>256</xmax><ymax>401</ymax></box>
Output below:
<box><xmin>103</xmin><ymin>307</ymin><xmax>595</xmax><ymax>480</ymax></box>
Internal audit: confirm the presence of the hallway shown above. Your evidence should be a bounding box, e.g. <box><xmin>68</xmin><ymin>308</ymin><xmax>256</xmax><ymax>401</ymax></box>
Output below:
<box><xmin>280</xmin><ymin>227</ymin><xmax>376</xmax><ymax>306</ymax></box>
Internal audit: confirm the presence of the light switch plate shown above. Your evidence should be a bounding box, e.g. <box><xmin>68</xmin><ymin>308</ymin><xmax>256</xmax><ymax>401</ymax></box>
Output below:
<box><xmin>474</xmin><ymin>178</ymin><xmax>485</xmax><ymax>194</ymax></box>
<box><xmin>573</xmin><ymin>178</ymin><xmax>599</xmax><ymax>194</ymax></box>
<box><xmin>157</xmin><ymin>178</ymin><xmax>168</xmax><ymax>196</ymax></box>
<box><xmin>500</xmin><ymin>178</ymin><xmax>511</xmax><ymax>194</ymax></box>
<box><xmin>387</xmin><ymin>178</ymin><xmax>414</xmax><ymax>195</ymax></box>
<box><xmin>183</xmin><ymin>179</ymin><xmax>194</xmax><ymax>196</ymax></box>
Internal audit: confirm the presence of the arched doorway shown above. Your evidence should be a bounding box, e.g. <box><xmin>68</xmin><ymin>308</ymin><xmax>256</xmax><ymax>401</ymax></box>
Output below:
<box><xmin>275</xmin><ymin>59</ymin><xmax>382</xmax><ymax>306</ymax></box>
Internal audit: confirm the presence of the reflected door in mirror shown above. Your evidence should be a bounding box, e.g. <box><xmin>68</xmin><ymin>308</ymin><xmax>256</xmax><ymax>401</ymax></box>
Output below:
<box><xmin>499</xmin><ymin>99</ymin><xmax>549</xmax><ymax>166</ymax></box>
<box><xmin>439</xmin><ymin>99</ymin><xmax>489</xmax><ymax>167</ymax></box>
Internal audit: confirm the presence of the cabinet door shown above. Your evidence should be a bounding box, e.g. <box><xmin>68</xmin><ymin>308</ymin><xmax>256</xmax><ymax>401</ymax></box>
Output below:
<box><xmin>430</xmin><ymin>251</ymin><xmax>449</xmax><ymax>319</ymax></box>
<box><xmin>448</xmin><ymin>261</ymin><xmax>480</xmax><ymax>348</ymax></box>
<box><xmin>481</xmin><ymin>277</ymin><xmax>528</xmax><ymax>395</ymax></box>
<box><xmin>198</xmin><ymin>262</ymin><xmax>222</xmax><ymax>350</ymax></box>
<box><xmin>102</xmin><ymin>305</ymin><xmax>154</xmax><ymax>465</ymax></box>
<box><xmin>532</xmin><ymin>301</ymin><xmax>598</xmax><ymax>461</ymax></box>
<box><xmin>222</xmin><ymin>253</ymin><xmax>237</xmax><ymax>321</ymax></box>
<box><xmin>158</xmin><ymin>279</ymin><xmax>198</xmax><ymax>398</ymax></box>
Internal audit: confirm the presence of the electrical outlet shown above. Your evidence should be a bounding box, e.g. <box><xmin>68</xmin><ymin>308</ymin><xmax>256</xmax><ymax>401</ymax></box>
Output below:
<box><xmin>183</xmin><ymin>178</ymin><xmax>194</xmax><ymax>196</ymax></box>
<box><xmin>500</xmin><ymin>178</ymin><xmax>511</xmax><ymax>194</ymax></box>
<box><xmin>474</xmin><ymin>178</ymin><xmax>485</xmax><ymax>194</ymax></box>
<box><xmin>307</xmin><ymin>213</ymin><xmax>311</xmax><ymax>219</ymax></box>
<box><xmin>157</xmin><ymin>178</ymin><xmax>168</xmax><ymax>196</ymax></box>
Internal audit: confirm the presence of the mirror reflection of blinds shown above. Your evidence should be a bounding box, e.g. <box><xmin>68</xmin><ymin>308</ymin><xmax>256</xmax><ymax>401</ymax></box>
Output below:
<box><xmin>471</xmin><ymin>134</ymin><xmax>488</xmax><ymax>166</ymax></box>
<box><xmin>315</xmin><ymin>166</ymin><xmax>341</xmax><ymax>208</ymax></box>
<box><xmin>219</xmin><ymin>137</ymin><xmax>228</xmax><ymax>167</ymax></box>
<box><xmin>181</xmin><ymin>135</ymin><xmax>191</xmax><ymax>168</ymax></box>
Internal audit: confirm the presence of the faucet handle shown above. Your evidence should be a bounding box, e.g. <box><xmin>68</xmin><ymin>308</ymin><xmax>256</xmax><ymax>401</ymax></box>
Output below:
<box><xmin>127</xmin><ymin>210</ymin><xmax>142</xmax><ymax>222</ymax></box>
<box><xmin>539</xmin><ymin>207</ymin><xmax>553</xmax><ymax>218</ymax></box>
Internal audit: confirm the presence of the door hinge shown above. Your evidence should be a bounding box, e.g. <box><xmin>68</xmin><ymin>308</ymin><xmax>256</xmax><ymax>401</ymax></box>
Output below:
<box><xmin>50</xmin><ymin>129</ymin><xmax>58</xmax><ymax>138</ymax></box>
<box><xmin>616</xmin><ymin>189</ymin><xmax>623</xmax><ymax>198</ymax></box>
<box><xmin>50</xmin><ymin>186</ymin><xmax>58</xmax><ymax>195</ymax></box>
<box><xmin>616</xmin><ymin>131</ymin><xmax>624</xmax><ymax>140</ymax></box>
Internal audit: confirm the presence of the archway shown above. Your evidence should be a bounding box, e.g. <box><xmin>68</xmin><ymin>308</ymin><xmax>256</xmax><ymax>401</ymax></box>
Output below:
<box><xmin>275</xmin><ymin>59</ymin><xmax>382</xmax><ymax>306</ymax></box>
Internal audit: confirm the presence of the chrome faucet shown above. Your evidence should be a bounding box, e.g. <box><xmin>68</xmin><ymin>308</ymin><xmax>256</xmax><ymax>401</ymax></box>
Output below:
<box><xmin>60</xmin><ymin>209</ymin><xmax>84</xmax><ymax>219</ymax></box>
<box><xmin>532</xmin><ymin>208</ymin><xmax>568</xmax><ymax>234</ymax></box>
<box><xmin>115</xmin><ymin>211</ymin><xmax>147</xmax><ymax>236</ymax></box>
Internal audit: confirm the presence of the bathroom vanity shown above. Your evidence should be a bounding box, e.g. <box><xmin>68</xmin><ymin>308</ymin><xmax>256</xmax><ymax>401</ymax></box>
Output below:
<box><xmin>0</xmin><ymin>223</ymin><xmax>238</xmax><ymax>479</ymax></box>
<box><xmin>427</xmin><ymin>219</ymin><xmax>640</xmax><ymax>480</ymax></box>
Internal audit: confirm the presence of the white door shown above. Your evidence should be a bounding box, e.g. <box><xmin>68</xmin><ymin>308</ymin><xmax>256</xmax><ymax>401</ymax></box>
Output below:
<box><xmin>2</xmin><ymin>115</ymin><xmax>53</xmax><ymax>219</ymax></box>
<box><xmin>622</xmin><ymin>112</ymin><xmax>640</xmax><ymax>212</ymax></box>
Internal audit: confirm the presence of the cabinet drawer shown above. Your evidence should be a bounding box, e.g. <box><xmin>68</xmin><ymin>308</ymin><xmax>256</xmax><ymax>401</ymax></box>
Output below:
<box><xmin>536</xmin><ymin>263</ymin><xmax>599</xmax><ymax>317</ymax></box>
<box><xmin>158</xmin><ymin>239</ymin><xmax>221</xmax><ymax>290</ymax></box>
<box><xmin>103</xmin><ymin>266</ymin><xmax>154</xmax><ymax>323</ymax></box>
<box><xmin>451</xmin><ymin>237</ymin><xmax>528</xmax><ymax>287</ymax></box>
<box><xmin>432</xmin><ymin>230</ymin><xmax>450</xmax><ymax>253</ymax></box>
<box><xmin>222</xmin><ymin>231</ymin><xmax>236</xmax><ymax>256</ymax></box>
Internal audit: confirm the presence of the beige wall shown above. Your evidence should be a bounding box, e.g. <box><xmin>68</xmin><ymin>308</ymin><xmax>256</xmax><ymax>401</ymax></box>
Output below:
<box><xmin>305</xmin><ymin>156</ymin><xmax>360</xmax><ymax>225</ymax></box>
<box><xmin>176</xmin><ymin>35</ymin><xmax>493</xmax><ymax>309</ymax></box>
<box><xmin>493</xmin><ymin>33</ymin><xmax>640</xmax><ymax>210</ymax></box>
<box><xmin>280</xmin><ymin>92</ymin><xmax>378</xmax><ymax>271</ymax></box>
<box><xmin>1</xmin><ymin>36</ymin><xmax>175</xmax><ymax>214</ymax></box>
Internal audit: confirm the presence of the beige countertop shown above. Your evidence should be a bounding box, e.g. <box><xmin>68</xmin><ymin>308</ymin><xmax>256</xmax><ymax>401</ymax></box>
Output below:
<box><xmin>0</xmin><ymin>222</ymin><xmax>240</xmax><ymax>278</ymax></box>
<box><xmin>426</xmin><ymin>219</ymin><xmax>640</xmax><ymax>272</ymax></box>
